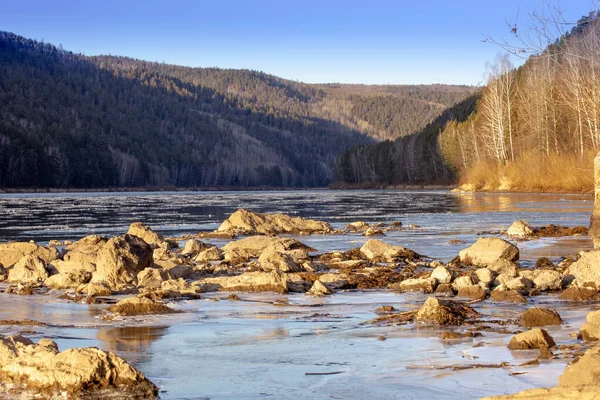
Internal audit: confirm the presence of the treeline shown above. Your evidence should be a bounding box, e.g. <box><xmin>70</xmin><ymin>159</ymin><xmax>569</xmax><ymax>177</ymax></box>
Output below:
<box><xmin>439</xmin><ymin>11</ymin><xmax>600</xmax><ymax>192</ymax></box>
<box><xmin>337</xmin><ymin>10</ymin><xmax>600</xmax><ymax>192</ymax></box>
<box><xmin>0</xmin><ymin>31</ymin><xmax>475</xmax><ymax>188</ymax></box>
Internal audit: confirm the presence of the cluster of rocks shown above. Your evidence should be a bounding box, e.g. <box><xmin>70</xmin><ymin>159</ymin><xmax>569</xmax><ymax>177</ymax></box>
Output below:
<box><xmin>505</xmin><ymin>219</ymin><xmax>588</xmax><ymax>239</ymax></box>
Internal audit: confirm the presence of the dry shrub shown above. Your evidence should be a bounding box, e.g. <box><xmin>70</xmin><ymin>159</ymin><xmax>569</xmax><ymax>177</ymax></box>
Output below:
<box><xmin>459</xmin><ymin>150</ymin><xmax>595</xmax><ymax>193</ymax></box>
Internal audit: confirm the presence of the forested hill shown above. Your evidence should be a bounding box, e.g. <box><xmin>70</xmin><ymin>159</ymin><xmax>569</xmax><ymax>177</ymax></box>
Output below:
<box><xmin>0</xmin><ymin>31</ymin><xmax>475</xmax><ymax>188</ymax></box>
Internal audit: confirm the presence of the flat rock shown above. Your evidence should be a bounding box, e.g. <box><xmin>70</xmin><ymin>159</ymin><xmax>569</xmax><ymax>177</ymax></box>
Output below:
<box><xmin>0</xmin><ymin>334</ymin><xmax>157</xmax><ymax>398</ymax></box>
<box><xmin>218</xmin><ymin>208</ymin><xmax>333</xmax><ymax>235</ymax></box>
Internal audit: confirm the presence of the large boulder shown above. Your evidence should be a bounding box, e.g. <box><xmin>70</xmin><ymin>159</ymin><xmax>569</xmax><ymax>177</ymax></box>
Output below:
<box><xmin>508</xmin><ymin>328</ymin><xmax>556</xmax><ymax>350</ymax></box>
<box><xmin>415</xmin><ymin>297</ymin><xmax>479</xmax><ymax>325</ymax></box>
<box><xmin>507</xmin><ymin>220</ymin><xmax>534</xmax><ymax>237</ymax></box>
<box><xmin>199</xmin><ymin>271</ymin><xmax>288</xmax><ymax>294</ymax></box>
<box><xmin>565</xmin><ymin>250</ymin><xmax>600</xmax><ymax>288</ymax></box>
<box><xmin>359</xmin><ymin>239</ymin><xmax>417</xmax><ymax>262</ymax></box>
<box><xmin>127</xmin><ymin>222</ymin><xmax>168</xmax><ymax>249</ymax></box>
<box><xmin>580</xmin><ymin>310</ymin><xmax>600</xmax><ymax>341</ymax></box>
<box><xmin>7</xmin><ymin>255</ymin><xmax>49</xmax><ymax>283</ymax></box>
<box><xmin>63</xmin><ymin>235</ymin><xmax>107</xmax><ymax>264</ymax></box>
<box><xmin>222</xmin><ymin>236</ymin><xmax>313</xmax><ymax>263</ymax></box>
<box><xmin>0</xmin><ymin>242</ymin><xmax>59</xmax><ymax>268</ymax></box>
<box><xmin>458</xmin><ymin>238</ymin><xmax>519</xmax><ymax>267</ymax></box>
<box><xmin>218</xmin><ymin>208</ymin><xmax>333</xmax><ymax>235</ymax></box>
<box><xmin>91</xmin><ymin>235</ymin><xmax>154</xmax><ymax>290</ymax></box>
<box><xmin>0</xmin><ymin>334</ymin><xmax>157</xmax><ymax>397</ymax></box>
<box><xmin>519</xmin><ymin>307</ymin><xmax>563</xmax><ymax>327</ymax></box>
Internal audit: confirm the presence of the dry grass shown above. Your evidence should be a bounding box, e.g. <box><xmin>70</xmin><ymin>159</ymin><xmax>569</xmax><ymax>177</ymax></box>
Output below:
<box><xmin>459</xmin><ymin>150</ymin><xmax>595</xmax><ymax>193</ymax></box>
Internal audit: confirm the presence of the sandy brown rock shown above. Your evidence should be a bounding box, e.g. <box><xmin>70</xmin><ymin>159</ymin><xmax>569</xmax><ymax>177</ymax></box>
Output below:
<box><xmin>222</xmin><ymin>236</ymin><xmax>313</xmax><ymax>264</ymax></box>
<box><xmin>194</xmin><ymin>246</ymin><xmax>223</xmax><ymax>262</ymax></box>
<box><xmin>63</xmin><ymin>235</ymin><xmax>107</xmax><ymax>264</ymax></box>
<box><xmin>364</xmin><ymin>227</ymin><xmax>384</xmax><ymax>236</ymax></box>
<box><xmin>108</xmin><ymin>296</ymin><xmax>178</xmax><ymax>316</ymax></box>
<box><xmin>0</xmin><ymin>242</ymin><xmax>59</xmax><ymax>268</ymax></box>
<box><xmin>346</xmin><ymin>221</ymin><xmax>368</xmax><ymax>232</ymax></box>
<box><xmin>200</xmin><ymin>271</ymin><xmax>288</xmax><ymax>294</ymax></box>
<box><xmin>52</xmin><ymin>259</ymin><xmax>96</xmax><ymax>275</ymax></box>
<box><xmin>359</xmin><ymin>239</ymin><xmax>417</xmax><ymax>262</ymax></box>
<box><xmin>45</xmin><ymin>271</ymin><xmax>91</xmax><ymax>289</ymax></box>
<box><xmin>508</xmin><ymin>328</ymin><xmax>556</xmax><ymax>350</ymax></box>
<box><xmin>7</xmin><ymin>255</ymin><xmax>49</xmax><ymax>283</ymax></box>
<box><xmin>481</xmin><ymin>387</ymin><xmax>600</xmax><ymax>399</ymax></box>
<box><xmin>415</xmin><ymin>297</ymin><xmax>479</xmax><ymax>325</ymax></box>
<box><xmin>218</xmin><ymin>208</ymin><xmax>333</xmax><ymax>235</ymax></box>
<box><xmin>127</xmin><ymin>222</ymin><xmax>171</xmax><ymax>249</ymax></box>
<box><xmin>565</xmin><ymin>250</ymin><xmax>600</xmax><ymax>288</ymax></box>
<box><xmin>533</xmin><ymin>270</ymin><xmax>562</xmax><ymax>291</ymax></box>
<box><xmin>306</xmin><ymin>280</ymin><xmax>332</xmax><ymax>296</ymax></box>
<box><xmin>580</xmin><ymin>310</ymin><xmax>600</xmax><ymax>341</ymax></box>
<box><xmin>457</xmin><ymin>285</ymin><xmax>487</xmax><ymax>300</ymax></box>
<box><xmin>458</xmin><ymin>238</ymin><xmax>519</xmax><ymax>267</ymax></box>
<box><xmin>137</xmin><ymin>267</ymin><xmax>171</xmax><ymax>288</ymax></box>
<box><xmin>490</xmin><ymin>289</ymin><xmax>527</xmax><ymax>303</ymax></box>
<box><xmin>452</xmin><ymin>275</ymin><xmax>474</xmax><ymax>292</ymax></box>
<box><xmin>559</xmin><ymin>345</ymin><xmax>600</xmax><ymax>387</ymax></box>
<box><xmin>519</xmin><ymin>307</ymin><xmax>563</xmax><ymax>327</ymax></box>
<box><xmin>507</xmin><ymin>220</ymin><xmax>534</xmax><ymax>237</ymax></box>
<box><xmin>91</xmin><ymin>234</ymin><xmax>153</xmax><ymax>290</ymax></box>
<box><xmin>258</xmin><ymin>250</ymin><xmax>301</xmax><ymax>273</ymax></box>
<box><xmin>488</xmin><ymin>259</ymin><xmax>519</xmax><ymax>276</ymax></box>
<box><xmin>397</xmin><ymin>278</ymin><xmax>437</xmax><ymax>293</ymax></box>
<box><xmin>182</xmin><ymin>239</ymin><xmax>209</xmax><ymax>256</ymax></box>
<box><xmin>431</xmin><ymin>265</ymin><xmax>452</xmax><ymax>284</ymax></box>
<box><xmin>85</xmin><ymin>281</ymin><xmax>112</xmax><ymax>297</ymax></box>
<box><xmin>559</xmin><ymin>286</ymin><xmax>600</xmax><ymax>302</ymax></box>
<box><xmin>0</xmin><ymin>334</ymin><xmax>158</xmax><ymax>398</ymax></box>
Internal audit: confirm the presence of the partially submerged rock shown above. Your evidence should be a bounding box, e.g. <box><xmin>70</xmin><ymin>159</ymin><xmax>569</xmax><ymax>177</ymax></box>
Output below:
<box><xmin>458</xmin><ymin>238</ymin><xmax>519</xmax><ymax>267</ymax></box>
<box><xmin>306</xmin><ymin>280</ymin><xmax>332</xmax><ymax>296</ymax></box>
<box><xmin>507</xmin><ymin>220</ymin><xmax>534</xmax><ymax>237</ymax></box>
<box><xmin>508</xmin><ymin>328</ymin><xmax>556</xmax><ymax>350</ymax></box>
<box><xmin>91</xmin><ymin>235</ymin><xmax>154</xmax><ymax>290</ymax></box>
<box><xmin>359</xmin><ymin>239</ymin><xmax>417</xmax><ymax>262</ymax></box>
<box><xmin>415</xmin><ymin>297</ymin><xmax>479</xmax><ymax>325</ymax></box>
<box><xmin>0</xmin><ymin>334</ymin><xmax>158</xmax><ymax>398</ymax></box>
<box><xmin>108</xmin><ymin>296</ymin><xmax>178</xmax><ymax>316</ymax></box>
<box><xmin>559</xmin><ymin>286</ymin><xmax>600</xmax><ymax>302</ymax></box>
<box><xmin>490</xmin><ymin>289</ymin><xmax>527</xmax><ymax>304</ymax></box>
<box><xmin>519</xmin><ymin>307</ymin><xmax>563</xmax><ymax>327</ymax></box>
<box><xmin>218</xmin><ymin>208</ymin><xmax>333</xmax><ymax>235</ymax></box>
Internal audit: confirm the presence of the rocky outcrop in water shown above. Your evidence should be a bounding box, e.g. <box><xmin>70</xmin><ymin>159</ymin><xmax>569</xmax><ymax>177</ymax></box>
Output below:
<box><xmin>415</xmin><ymin>297</ymin><xmax>479</xmax><ymax>325</ymax></box>
<box><xmin>0</xmin><ymin>334</ymin><xmax>158</xmax><ymax>398</ymax></box>
<box><xmin>458</xmin><ymin>237</ymin><xmax>519</xmax><ymax>266</ymax></box>
<box><xmin>218</xmin><ymin>208</ymin><xmax>333</xmax><ymax>235</ymax></box>
<box><xmin>107</xmin><ymin>296</ymin><xmax>178</xmax><ymax>316</ymax></box>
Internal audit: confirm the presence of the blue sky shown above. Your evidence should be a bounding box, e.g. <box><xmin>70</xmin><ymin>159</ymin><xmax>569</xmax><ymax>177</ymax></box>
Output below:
<box><xmin>1</xmin><ymin>0</ymin><xmax>596</xmax><ymax>85</ymax></box>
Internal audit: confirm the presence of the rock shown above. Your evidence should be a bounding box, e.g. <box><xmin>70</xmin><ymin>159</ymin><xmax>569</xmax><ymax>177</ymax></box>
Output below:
<box><xmin>434</xmin><ymin>283</ymin><xmax>455</xmax><ymax>296</ymax></box>
<box><xmin>508</xmin><ymin>328</ymin><xmax>556</xmax><ymax>350</ymax></box>
<box><xmin>559</xmin><ymin>345</ymin><xmax>600</xmax><ymax>386</ymax></box>
<box><xmin>505</xmin><ymin>276</ymin><xmax>533</xmax><ymax>291</ymax></box>
<box><xmin>200</xmin><ymin>271</ymin><xmax>288</xmax><ymax>293</ymax></box>
<box><xmin>507</xmin><ymin>220</ymin><xmax>534</xmax><ymax>237</ymax></box>
<box><xmin>397</xmin><ymin>278</ymin><xmax>437</xmax><ymax>293</ymax></box>
<box><xmin>182</xmin><ymin>239</ymin><xmax>209</xmax><ymax>256</ymax></box>
<box><xmin>590</xmin><ymin>151</ymin><xmax>600</xmax><ymax>249</ymax></box>
<box><xmin>415</xmin><ymin>297</ymin><xmax>479</xmax><ymax>325</ymax></box>
<box><xmin>306</xmin><ymin>280</ymin><xmax>332</xmax><ymax>296</ymax></box>
<box><xmin>7</xmin><ymin>255</ymin><xmax>49</xmax><ymax>283</ymax></box>
<box><xmin>127</xmin><ymin>222</ymin><xmax>169</xmax><ymax>248</ymax></box>
<box><xmin>85</xmin><ymin>281</ymin><xmax>112</xmax><ymax>297</ymax></box>
<box><xmin>107</xmin><ymin>296</ymin><xmax>178</xmax><ymax>316</ymax></box>
<box><xmin>533</xmin><ymin>270</ymin><xmax>562</xmax><ymax>291</ymax></box>
<box><xmin>0</xmin><ymin>334</ymin><xmax>157</xmax><ymax>397</ymax></box>
<box><xmin>452</xmin><ymin>275</ymin><xmax>473</xmax><ymax>292</ymax></box>
<box><xmin>565</xmin><ymin>250</ymin><xmax>600</xmax><ymax>288</ymax></box>
<box><xmin>159</xmin><ymin>278</ymin><xmax>199</xmax><ymax>296</ymax></box>
<box><xmin>364</xmin><ymin>227</ymin><xmax>384</xmax><ymax>236</ymax></box>
<box><xmin>458</xmin><ymin>238</ymin><xmax>519</xmax><ymax>267</ymax></box>
<box><xmin>222</xmin><ymin>236</ymin><xmax>313</xmax><ymax>263</ymax></box>
<box><xmin>0</xmin><ymin>242</ymin><xmax>59</xmax><ymax>268</ymax></box>
<box><xmin>431</xmin><ymin>266</ymin><xmax>452</xmax><ymax>284</ymax></box>
<box><xmin>375</xmin><ymin>305</ymin><xmax>397</xmax><ymax>313</ymax></box>
<box><xmin>519</xmin><ymin>307</ymin><xmax>563</xmax><ymax>327</ymax></box>
<box><xmin>457</xmin><ymin>285</ymin><xmax>487</xmax><ymax>300</ymax></box>
<box><xmin>63</xmin><ymin>235</ymin><xmax>107</xmax><ymax>264</ymax></box>
<box><xmin>488</xmin><ymin>259</ymin><xmax>519</xmax><ymax>276</ymax></box>
<box><xmin>359</xmin><ymin>239</ymin><xmax>417</xmax><ymax>262</ymax></box>
<box><xmin>218</xmin><ymin>208</ymin><xmax>333</xmax><ymax>235</ymax></box>
<box><xmin>490</xmin><ymin>289</ymin><xmax>527</xmax><ymax>303</ymax></box>
<box><xmin>0</xmin><ymin>264</ymin><xmax>6</xmax><ymax>281</ymax></box>
<box><xmin>346</xmin><ymin>221</ymin><xmax>369</xmax><ymax>232</ymax></box>
<box><xmin>194</xmin><ymin>246</ymin><xmax>223</xmax><ymax>262</ymax></box>
<box><xmin>91</xmin><ymin>235</ymin><xmax>154</xmax><ymax>290</ymax></box>
<box><xmin>475</xmin><ymin>268</ymin><xmax>496</xmax><ymax>286</ymax></box>
<box><xmin>51</xmin><ymin>259</ymin><xmax>96</xmax><ymax>274</ymax></box>
<box><xmin>580</xmin><ymin>310</ymin><xmax>600</xmax><ymax>340</ymax></box>
<box><xmin>559</xmin><ymin>286</ymin><xmax>600</xmax><ymax>302</ymax></box>
<box><xmin>45</xmin><ymin>271</ymin><xmax>91</xmax><ymax>289</ymax></box>
<box><xmin>137</xmin><ymin>268</ymin><xmax>171</xmax><ymax>288</ymax></box>
<box><xmin>317</xmin><ymin>273</ymin><xmax>352</xmax><ymax>289</ymax></box>
<box><xmin>258</xmin><ymin>250</ymin><xmax>301</xmax><ymax>273</ymax></box>
<box><xmin>163</xmin><ymin>264</ymin><xmax>193</xmax><ymax>280</ymax></box>
<box><xmin>534</xmin><ymin>257</ymin><xmax>555</xmax><ymax>269</ymax></box>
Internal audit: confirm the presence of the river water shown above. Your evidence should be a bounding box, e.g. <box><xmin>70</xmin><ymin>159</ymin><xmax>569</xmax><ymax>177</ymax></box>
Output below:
<box><xmin>0</xmin><ymin>190</ymin><xmax>596</xmax><ymax>399</ymax></box>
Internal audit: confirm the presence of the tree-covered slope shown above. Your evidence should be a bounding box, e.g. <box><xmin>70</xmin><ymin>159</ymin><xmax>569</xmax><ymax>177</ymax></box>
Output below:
<box><xmin>0</xmin><ymin>31</ymin><xmax>475</xmax><ymax>188</ymax></box>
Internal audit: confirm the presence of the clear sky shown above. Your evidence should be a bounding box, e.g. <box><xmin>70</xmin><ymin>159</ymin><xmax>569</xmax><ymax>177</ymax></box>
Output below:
<box><xmin>1</xmin><ymin>0</ymin><xmax>596</xmax><ymax>85</ymax></box>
